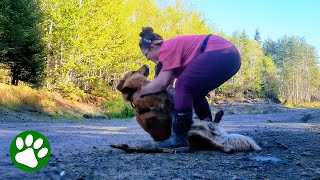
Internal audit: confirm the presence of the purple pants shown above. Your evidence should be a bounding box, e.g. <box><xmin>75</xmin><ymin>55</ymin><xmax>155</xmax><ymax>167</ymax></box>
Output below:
<box><xmin>174</xmin><ymin>46</ymin><xmax>241</xmax><ymax>120</ymax></box>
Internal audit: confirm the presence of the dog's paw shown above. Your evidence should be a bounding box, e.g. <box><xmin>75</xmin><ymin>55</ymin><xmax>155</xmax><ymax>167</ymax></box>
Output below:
<box><xmin>222</xmin><ymin>145</ymin><xmax>233</xmax><ymax>154</ymax></box>
<box><xmin>214</xmin><ymin>110</ymin><xmax>224</xmax><ymax>123</ymax></box>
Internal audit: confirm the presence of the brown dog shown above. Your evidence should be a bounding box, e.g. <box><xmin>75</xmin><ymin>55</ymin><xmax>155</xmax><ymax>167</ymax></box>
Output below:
<box><xmin>116</xmin><ymin>65</ymin><xmax>174</xmax><ymax>141</ymax></box>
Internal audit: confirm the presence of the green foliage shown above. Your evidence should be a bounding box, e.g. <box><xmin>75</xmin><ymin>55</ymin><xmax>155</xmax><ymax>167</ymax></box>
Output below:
<box><xmin>40</xmin><ymin>0</ymin><xmax>214</xmax><ymax>92</ymax></box>
<box><xmin>261</xmin><ymin>56</ymin><xmax>280</xmax><ymax>102</ymax></box>
<box><xmin>264</xmin><ymin>36</ymin><xmax>319</xmax><ymax>103</ymax></box>
<box><xmin>263</xmin><ymin>38</ymin><xmax>277</xmax><ymax>57</ymax></box>
<box><xmin>220</xmin><ymin>31</ymin><xmax>320</xmax><ymax>104</ymax></box>
<box><xmin>223</xmin><ymin>31</ymin><xmax>269</xmax><ymax>98</ymax></box>
<box><xmin>105</xmin><ymin>96</ymin><xmax>135</xmax><ymax>119</ymax></box>
<box><xmin>0</xmin><ymin>0</ymin><xmax>45</xmax><ymax>87</ymax></box>
<box><xmin>254</xmin><ymin>29</ymin><xmax>262</xmax><ymax>44</ymax></box>
<box><xmin>58</xmin><ymin>82</ymin><xmax>85</xmax><ymax>96</ymax></box>
<box><xmin>1</xmin><ymin>0</ymin><xmax>319</xmax><ymax>107</ymax></box>
<box><xmin>0</xmin><ymin>64</ymin><xmax>10</xmax><ymax>83</ymax></box>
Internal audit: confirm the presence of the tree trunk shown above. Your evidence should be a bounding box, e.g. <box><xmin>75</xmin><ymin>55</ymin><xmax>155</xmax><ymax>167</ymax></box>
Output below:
<box><xmin>11</xmin><ymin>63</ymin><xmax>19</xmax><ymax>86</ymax></box>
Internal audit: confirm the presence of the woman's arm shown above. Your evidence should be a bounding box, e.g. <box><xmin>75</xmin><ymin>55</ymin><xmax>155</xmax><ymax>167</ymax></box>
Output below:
<box><xmin>133</xmin><ymin>70</ymin><xmax>174</xmax><ymax>99</ymax></box>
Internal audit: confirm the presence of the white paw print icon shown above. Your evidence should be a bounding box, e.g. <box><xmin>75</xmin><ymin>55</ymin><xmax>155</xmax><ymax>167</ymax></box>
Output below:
<box><xmin>15</xmin><ymin>134</ymin><xmax>48</xmax><ymax>168</ymax></box>
<box><xmin>10</xmin><ymin>131</ymin><xmax>51</xmax><ymax>171</ymax></box>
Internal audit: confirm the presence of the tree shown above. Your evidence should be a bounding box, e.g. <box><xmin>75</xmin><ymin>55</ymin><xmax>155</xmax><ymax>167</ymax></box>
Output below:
<box><xmin>261</xmin><ymin>56</ymin><xmax>280</xmax><ymax>102</ymax></box>
<box><xmin>0</xmin><ymin>0</ymin><xmax>45</xmax><ymax>86</ymax></box>
<box><xmin>263</xmin><ymin>36</ymin><xmax>320</xmax><ymax>103</ymax></box>
<box><xmin>263</xmin><ymin>38</ymin><xmax>277</xmax><ymax>57</ymax></box>
<box><xmin>40</xmin><ymin>0</ymin><xmax>214</xmax><ymax>93</ymax></box>
<box><xmin>223</xmin><ymin>32</ymin><xmax>266</xmax><ymax>98</ymax></box>
<box><xmin>254</xmin><ymin>29</ymin><xmax>262</xmax><ymax>44</ymax></box>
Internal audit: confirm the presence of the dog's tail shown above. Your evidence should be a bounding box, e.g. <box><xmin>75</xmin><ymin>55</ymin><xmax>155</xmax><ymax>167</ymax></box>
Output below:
<box><xmin>222</xmin><ymin>134</ymin><xmax>261</xmax><ymax>151</ymax></box>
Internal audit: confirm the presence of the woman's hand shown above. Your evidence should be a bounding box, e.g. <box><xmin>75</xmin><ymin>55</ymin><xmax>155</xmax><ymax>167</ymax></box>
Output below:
<box><xmin>133</xmin><ymin>70</ymin><xmax>174</xmax><ymax>101</ymax></box>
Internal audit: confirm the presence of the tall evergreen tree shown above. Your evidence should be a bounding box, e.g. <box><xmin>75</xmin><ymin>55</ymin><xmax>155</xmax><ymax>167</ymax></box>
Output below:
<box><xmin>263</xmin><ymin>36</ymin><xmax>319</xmax><ymax>103</ymax></box>
<box><xmin>263</xmin><ymin>38</ymin><xmax>276</xmax><ymax>56</ymax></box>
<box><xmin>0</xmin><ymin>0</ymin><xmax>45</xmax><ymax>86</ymax></box>
<box><xmin>254</xmin><ymin>29</ymin><xmax>262</xmax><ymax>44</ymax></box>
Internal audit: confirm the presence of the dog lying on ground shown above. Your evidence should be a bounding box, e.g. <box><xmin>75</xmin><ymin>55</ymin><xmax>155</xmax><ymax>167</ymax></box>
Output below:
<box><xmin>116</xmin><ymin>65</ymin><xmax>174</xmax><ymax>141</ymax></box>
<box><xmin>188</xmin><ymin>119</ymin><xmax>261</xmax><ymax>153</ymax></box>
<box><xmin>117</xmin><ymin>65</ymin><xmax>261</xmax><ymax>152</ymax></box>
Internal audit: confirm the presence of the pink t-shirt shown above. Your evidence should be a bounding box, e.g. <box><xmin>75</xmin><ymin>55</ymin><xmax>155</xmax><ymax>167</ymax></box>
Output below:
<box><xmin>158</xmin><ymin>35</ymin><xmax>233</xmax><ymax>76</ymax></box>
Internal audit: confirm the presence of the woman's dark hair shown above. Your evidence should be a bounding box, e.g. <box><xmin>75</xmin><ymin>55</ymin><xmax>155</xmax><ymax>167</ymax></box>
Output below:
<box><xmin>139</xmin><ymin>27</ymin><xmax>163</xmax><ymax>49</ymax></box>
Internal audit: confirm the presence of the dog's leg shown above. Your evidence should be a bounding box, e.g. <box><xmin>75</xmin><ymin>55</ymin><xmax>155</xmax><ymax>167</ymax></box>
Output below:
<box><xmin>210</xmin><ymin>141</ymin><xmax>233</xmax><ymax>153</ymax></box>
<box><xmin>213</xmin><ymin>110</ymin><xmax>224</xmax><ymax>123</ymax></box>
<box><xmin>188</xmin><ymin>133</ymin><xmax>233</xmax><ymax>153</ymax></box>
<box><xmin>222</xmin><ymin>134</ymin><xmax>262</xmax><ymax>151</ymax></box>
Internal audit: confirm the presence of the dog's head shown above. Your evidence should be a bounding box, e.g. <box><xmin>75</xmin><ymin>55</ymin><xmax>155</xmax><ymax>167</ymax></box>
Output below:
<box><xmin>116</xmin><ymin>65</ymin><xmax>150</xmax><ymax>101</ymax></box>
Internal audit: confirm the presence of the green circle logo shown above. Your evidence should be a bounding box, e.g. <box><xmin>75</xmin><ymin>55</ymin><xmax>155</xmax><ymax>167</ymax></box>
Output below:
<box><xmin>10</xmin><ymin>130</ymin><xmax>51</xmax><ymax>172</ymax></box>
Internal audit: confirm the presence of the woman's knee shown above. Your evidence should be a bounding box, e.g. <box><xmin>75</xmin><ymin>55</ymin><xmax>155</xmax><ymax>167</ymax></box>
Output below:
<box><xmin>175</xmin><ymin>77</ymin><xmax>193</xmax><ymax>94</ymax></box>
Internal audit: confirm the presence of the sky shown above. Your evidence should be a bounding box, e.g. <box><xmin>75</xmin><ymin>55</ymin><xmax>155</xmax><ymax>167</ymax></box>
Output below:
<box><xmin>189</xmin><ymin>0</ymin><xmax>320</xmax><ymax>57</ymax></box>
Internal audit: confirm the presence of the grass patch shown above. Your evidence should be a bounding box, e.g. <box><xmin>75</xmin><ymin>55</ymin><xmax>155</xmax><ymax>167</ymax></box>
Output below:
<box><xmin>0</xmin><ymin>84</ymin><xmax>41</xmax><ymax>109</ymax></box>
<box><xmin>0</xmin><ymin>83</ymin><xmax>104</xmax><ymax>119</ymax></box>
<box><xmin>283</xmin><ymin>101</ymin><xmax>320</xmax><ymax>108</ymax></box>
<box><xmin>0</xmin><ymin>83</ymin><xmax>136</xmax><ymax>120</ymax></box>
<box><xmin>42</xmin><ymin>112</ymin><xmax>84</xmax><ymax>120</ymax></box>
<box><xmin>292</xmin><ymin>102</ymin><xmax>320</xmax><ymax>108</ymax></box>
<box><xmin>104</xmin><ymin>92</ymin><xmax>135</xmax><ymax>119</ymax></box>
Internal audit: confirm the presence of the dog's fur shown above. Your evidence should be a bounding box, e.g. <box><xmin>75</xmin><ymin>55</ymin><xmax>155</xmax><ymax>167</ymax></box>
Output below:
<box><xmin>188</xmin><ymin>119</ymin><xmax>261</xmax><ymax>153</ymax></box>
<box><xmin>116</xmin><ymin>65</ymin><xmax>174</xmax><ymax>141</ymax></box>
<box><xmin>117</xmin><ymin>65</ymin><xmax>261</xmax><ymax>153</ymax></box>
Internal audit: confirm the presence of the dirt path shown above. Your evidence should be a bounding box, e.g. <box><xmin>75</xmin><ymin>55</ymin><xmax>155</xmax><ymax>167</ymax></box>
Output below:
<box><xmin>1</xmin><ymin>103</ymin><xmax>320</xmax><ymax>180</ymax></box>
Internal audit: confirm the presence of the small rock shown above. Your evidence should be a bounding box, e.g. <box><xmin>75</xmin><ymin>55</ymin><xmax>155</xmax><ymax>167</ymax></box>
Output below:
<box><xmin>296</xmin><ymin>161</ymin><xmax>304</xmax><ymax>167</ymax></box>
<box><xmin>49</xmin><ymin>162</ymin><xmax>57</xmax><ymax>166</ymax></box>
<box><xmin>53</xmin><ymin>169</ymin><xmax>59</xmax><ymax>174</ymax></box>
<box><xmin>301</xmin><ymin>152</ymin><xmax>313</xmax><ymax>157</ymax></box>
<box><xmin>232</xmin><ymin>175</ymin><xmax>248</xmax><ymax>180</ymax></box>
<box><xmin>301</xmin><ymin>114</ymin><xmax>312</xmax><ymax>122</ymax></box>
<box><xmin>249</xmin><ymin>156</ymin><xmax>283</xmax><ymax>164</ymax></box>
<box><xmin>255</xmin><ymin>175</ymin><xmax>269</xmax><ymax>179</ymax></box>
<box><xmin>83</xmin><ymin>114</ymin><xmax>108</xmax><ymax>119</ymax></box>
<box><xmin>312</xmin><ymin>169</ymin><xmax>320</xmax><ymax>180</ymax></box>
<box><xmin>267</xmin><ymin>119</ymin><xmax>273</xmax><ymax>123</ymax></box>
<box><xmin>259</xmin><ymin>141</ymin><xmax>271</xmax><ymax>148</ymax></box>
<box><xmin>275</xmin><ymin>142</ymin><xmax>289</xmax><ymax>149</ymax></box>
<box><xmin>301</xmin><ymin>171</ymin><xmax>313</xmax><ymax>177</ymax></box>
<box><xmin>192</xmin><ymin>173</ymin><xmax>204</xmax><ymax>179</ymax></box>
<box><xmin>313</xmin><ymin>175</ymin><xmax>320</xmax><ymax>180</ymax></box>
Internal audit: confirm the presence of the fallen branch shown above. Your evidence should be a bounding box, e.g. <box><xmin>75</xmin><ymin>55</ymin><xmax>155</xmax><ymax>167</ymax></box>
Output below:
<box><xmin>110</xmin><ymin>144</ymin><xmax>190</xmax><ymax>154</ymax></box>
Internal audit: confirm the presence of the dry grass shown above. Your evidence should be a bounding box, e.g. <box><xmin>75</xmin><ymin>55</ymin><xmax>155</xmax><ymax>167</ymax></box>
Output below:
<box><xmin>0</xmin><ymin>83</ymin><xmax>105</xmax><ymax>118</ymax></box>
<box><xmin>281</xmin><ymin>98</ymin><xmax>320</xmax><ymax>108</ymax></box>
<box><xmin>288</xmin><ymin>102</ymin><xmax>320</xmax><ymax>108</ymax></box>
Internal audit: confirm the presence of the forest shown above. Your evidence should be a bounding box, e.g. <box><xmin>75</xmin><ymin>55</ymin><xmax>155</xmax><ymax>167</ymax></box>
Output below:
<box><xmin>1</xmin><ymin>0</ymin><xmax>319</xmax><ymax>105</ymax></box>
